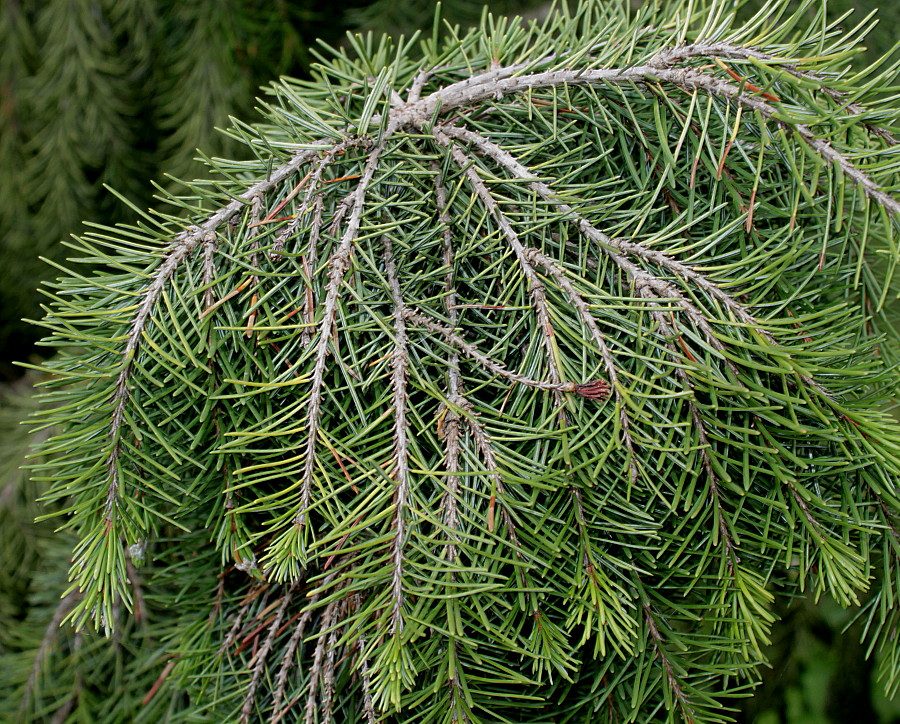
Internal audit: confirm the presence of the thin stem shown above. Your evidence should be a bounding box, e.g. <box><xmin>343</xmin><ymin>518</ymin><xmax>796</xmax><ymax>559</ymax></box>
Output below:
<box><xmin>675</xmin><ymin>365</ymin><xmax>739</xmax><ymax>572</ymax></box>
<box><xmin>356</xmin><ymin>635</ymin><xmax>378</xmax><ymax>724</ymax></box>
<box><xmin>641</xmin><ymin>599</ymin><xmax>698</xmax><ymax>724</ymax></box>
<box><xmin>404</xmin><ymin>309</ymin><xmax>591</xmax><ymax>397</ymax></box>
<box><xmin>432</xmin><ymin>171</ymin><xmax>475</xmax><ymax>718</ymax></box>
<box><xmin>406</xmin><ymin>68</ymin><xmax>432</xmax><ymax>105</ymax></box>
<box><xmin>320</xmin><ymin>601</ymin><xmax>344</xmax><ymax>723</ymax></box>
<box><xmin>300</xmin><ymin>196</ymin><xmax>325</xmax><ymax>348</ymax></box>
<box><xmin>465</xmin><ymin>405</ymin><xmax>517</xmax><ymax>547</ymax></box>
<box><xmin>569</xmin><ymin>485</ymin><xmax>634</xmax><ymax>653</ymax></box>
<box><xmin>433</xmin><ymin>163</ymin><xmax>464</xmax><ymax>560</ymax></box>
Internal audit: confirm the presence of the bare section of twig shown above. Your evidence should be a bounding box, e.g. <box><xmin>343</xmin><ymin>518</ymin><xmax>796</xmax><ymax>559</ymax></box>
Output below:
<box><xmin>433</xmin><ymin>163</ymin><xmax>465</xmax><ymax>556</ymax></box>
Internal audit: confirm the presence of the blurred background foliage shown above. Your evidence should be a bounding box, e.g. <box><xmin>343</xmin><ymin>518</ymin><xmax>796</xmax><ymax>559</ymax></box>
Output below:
<box><xmin>0</xmin><ymin>0</ymin><xmax>898</xmax><ymax>721</ymax></box>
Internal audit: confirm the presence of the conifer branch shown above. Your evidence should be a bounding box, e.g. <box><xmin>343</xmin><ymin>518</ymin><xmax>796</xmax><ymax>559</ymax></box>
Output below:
<box><xmin>94</xmin><ymin>44</ymin><xmax>894</xmax><ymax>545</ymax></box>
<box><xmin>523</xmin><ymin>246</ymin><xmax>639</xmax><ymax>481</ymax></box>
<box><xmin>404</xmin><ymin>64</ymin><xmax>900</xmax><ymax>218</ymax></box>
<box><xmin>293</xmin><ymin>142</ymin><xmax>387</xmax><ymax>532</ymax></box>
<box><xmin>438</xmin><ymin>123</ymin><xmax>775</xmax><ymax>353</ymax></box>
<box><xmin>102</xmin><ymin>144</ymin><xmax>326</xmax><ymax>528</ymax></box>
<box><xmin>383</xmin><ymin>237</ymin><xmax>412</xmax><ymax>637</ymax></box>
<box><xmin>431</xmin><ymin>127</ymin><xmax>565</xmax><ymax>404</ymax></box>
<box><xmin>655</xmin><ymin>67</ymin><xmax>900</xmax><ymax>215</ymax></box>
<box><xmin>237</xmin><ymin>584</ymin><xmax>296</xmax><ymax>722</ymax></box>
<box><xmin>356</xmin><ymin>635</ymin><xmax>378</xmax><ymax>724</ymax></box>
<box><xmin>271</xmin><ymin>587</ymin><xmax>324</xmax><ymax>721</ymax></box>
<box><xmin>202</xmin><ymin>146</ymin><xmax>332</xmax><ymax>233</ymax></box>
<box><xmin>465</xmin><ymin>401</ymin><xmax>507</xmax><ymax>536</ymax></box>
<box><xmin>103</xmin><ymin>231</ymin><xmax>202</xmax><ymax>526</ymax></box>
<box><xmin>432</xmin><ymin>171</ymin><xmax>477</xmax><ymax>716</ymax></box>
<box><xmin>438</xmin><ymin>123</ymin><xmax>739</xmax><ymax>377</ymax></box>
<box><xmin>462</xmin><ymin>397</ymin><xmax>534</xmax><ymax>606</ymax></box>
<box><xmin>570</xmin><ymin>485</ymin><xmax>634</xmax><ymax>645</ymax></box>
<box><xmin>438</xmin><ymin>405</ymin><xmax>463</xmax><ymax>554</ymax></box>
<box><xmin>320</xmin><ymin>603</ymin><xmax>342</xmax><ymax>723</ymax></box>
<box><xmin>271</xmin><ymin>138</ymin><xmax>370</xmax><ymax>258</ymax></box>
<box><xmin>439</xmin><ymin>122</ymin><xmax>841</xmax><ymax>409</ymax></box>
<box><xmin>642</xmin><ymin>600</ymin><xmax>699</xmax><ymax>724</ymax></box>
<box><xmin>219</xmin><ymin>583</ymin><xmax>269</xmax><ymax>656</ymax></box>
<box><xmin>23</xmin><ymin>3</ymin><xmax>900</xmax><ymax>720</ymax></box>
<box><xmin>302</xmin><ymin>598</ymin><xmax>341</xmax><ymax>724</ymax></box>
<box><xmin>679</xmin><ymin>370</ymin><xmax>739</xmax><ymax>571</ymax></box>
<box><xmin>405</xmin><ymin>68</ymin><xmax>433</xmax><ymax>105</ymax></box>
<box><xmin>648</xmin><ymin>42</ymin><xmax>898</xmax><ymax>144</ymax></box>
<box><xmin>404</xmin><ymin>310</ymin><xmax>600</xmax><ymax>397</ymax></box>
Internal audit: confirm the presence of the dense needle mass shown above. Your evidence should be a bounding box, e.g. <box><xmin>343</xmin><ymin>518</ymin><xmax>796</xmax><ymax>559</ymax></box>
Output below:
<box><xmin>20</xmin><ymin>1</ymin><xmax>900</xmax><ymax>721</ymax></box>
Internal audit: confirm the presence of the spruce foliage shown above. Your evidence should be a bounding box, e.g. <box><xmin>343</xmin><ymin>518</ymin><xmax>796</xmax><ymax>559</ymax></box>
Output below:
<box><xmin>7</xmin><ymin>0</ymin><xmax>900</xmax><ymax>721</ymax></box>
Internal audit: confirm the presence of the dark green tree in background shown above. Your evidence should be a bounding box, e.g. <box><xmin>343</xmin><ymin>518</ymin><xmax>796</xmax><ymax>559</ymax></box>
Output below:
<box><xmin>2</xmin><ymin>0</ymin><xmax>900</xmax><ymax>722</ymax></box>
<box><xmin>2</xmin><ymin>0</ymin><xmax>300</xmax><ymax>376</ymax></box>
